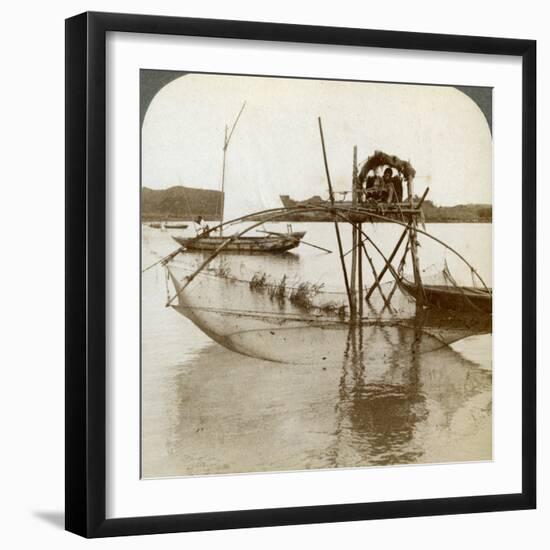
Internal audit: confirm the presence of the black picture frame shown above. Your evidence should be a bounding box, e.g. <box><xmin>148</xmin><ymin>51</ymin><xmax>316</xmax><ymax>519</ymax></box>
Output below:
<box><xmin>65</xmin><ymin>11</ymin><xmax>536</xmax><ymax>538</ymax></box>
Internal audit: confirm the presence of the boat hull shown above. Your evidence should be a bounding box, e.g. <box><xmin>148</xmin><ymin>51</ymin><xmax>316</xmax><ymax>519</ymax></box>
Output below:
<box><xmin>172</xmin><ymin>232</ymin><xmax>305</xmax><ymax>253</ymax></box>
<box><xmin>401</xmin><ymin>280</ymin><xmax>492</xmax><ymax>313</ymax></box>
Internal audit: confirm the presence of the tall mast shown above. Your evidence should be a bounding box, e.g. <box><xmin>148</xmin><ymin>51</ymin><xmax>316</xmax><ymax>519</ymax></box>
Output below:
<box><xmin>219</xmin><ymin>102</ymin><xmax>246</xmax><ymax>236</ymax></box>
<box><xmin>219</xmin><ymin>125</ymin><xmax>228</xmax><ymax>235</ymax></box>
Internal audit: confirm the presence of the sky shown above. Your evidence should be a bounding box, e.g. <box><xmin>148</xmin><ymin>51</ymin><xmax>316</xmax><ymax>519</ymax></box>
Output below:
<box><xmin>142</xmin><ymin>73</ymin><xmax>492</xmax><ymax>219</ymax></box>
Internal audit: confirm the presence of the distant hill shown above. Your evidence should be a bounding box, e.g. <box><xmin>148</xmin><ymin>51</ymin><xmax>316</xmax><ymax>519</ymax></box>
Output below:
<box><xmin>141</xmin><ymin>186</ymin><xmax>223</xmax><ymax>221</ymax></box>
<box><xmin>420</xmin><ymin>199</ymin><xmax>491</xmax><ymax>223</ymax></box>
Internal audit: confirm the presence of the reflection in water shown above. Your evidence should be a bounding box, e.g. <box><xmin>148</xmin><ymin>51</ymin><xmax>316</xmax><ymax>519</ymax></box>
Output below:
<box><xmin>181</xmin><ymin>248</ymin><xmax>301</xmax><ymax>278</ymax></box>
<box><xmin>329</xmin><ymin>327</ymin><xmax>428</xmax><ymax>467</ymax></box>
<box><xmin>141</xmin><ymin>224</ymin><xmax>492</xmax><ymax>478</ymax></box>
<box><xmin>145</xmin><ymin>323</ymin><xmax>491</xmax><ymax>478</ymax></box>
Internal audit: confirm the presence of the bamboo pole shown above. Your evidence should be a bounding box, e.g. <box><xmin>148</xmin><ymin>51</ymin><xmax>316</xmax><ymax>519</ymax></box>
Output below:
<box><xmin>219</xmin><ymin>125</ymin><xmax>228</xmax><ymax>236</ymax></box>
<box><xmin>408</xmin><ymin>220</ymin><xmax>425</xmax><ymax>305</ymax></box>
<box><xmin>360</xmin><ymin>240</ymin><xmax>392</xmax><ymax>310</ymax></box>
<box><xmin>382</xmin><ymin>240</ymin><xmax>409</xmax><ymax>312</ymax></box>
<box><xmin>349</xmin><ymin>146</ymin><xmax>358</xmax><ymax>319</ymax></box>
<box><xmin>342</xmin><ymin>241</ymin><xmax>365</xmax><ymax>258</ymax></box>
<box><xmin>219</xmin><ymin>102</ymin><xmax>246</xmax><ymax>237</ymax></box>
<box><xmin>318</xmin><ymin>117</ymin><xmax>353</xmax><ymax>312</ymax></box>
<box><xmin>354</xmin><ymin>147</ymin><xmax>363</xmax><ymax>318</ymax></box>
<box><xmin>364</xmin><ymin>229</ymin><xmax>408</xmax><ymax>300</ymax></box>
<box><xmin>364</xmin><ymin>187</ymin><xmax>430</xmax><ymax>300</ymax></box>
<box><xmin>406</xmin><ymin>168</ymin><xmax>425</xmax><ymax>304</ymax></box>
<box><xmin>358</xmin><ymin>229</ymin><xmax>363</xmax><ymax>318</ymax></box>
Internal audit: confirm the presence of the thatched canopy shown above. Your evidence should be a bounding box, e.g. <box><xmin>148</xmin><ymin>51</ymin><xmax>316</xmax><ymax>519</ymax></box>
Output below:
<box><xmin>359</xmin><ymin>151</ymin><xmax>416</xmax><ymax>182</ymax></box>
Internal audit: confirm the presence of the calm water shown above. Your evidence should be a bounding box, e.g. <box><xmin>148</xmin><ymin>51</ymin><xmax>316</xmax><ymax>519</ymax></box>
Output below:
<box><xmin>141</xmin><ymin>222</ymin><xmax>492</xmax><ymax>478</ymax></box>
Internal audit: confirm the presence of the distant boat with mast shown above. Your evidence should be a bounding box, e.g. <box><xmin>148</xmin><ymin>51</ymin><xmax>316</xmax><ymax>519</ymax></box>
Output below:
<box><xmin>172</xmin><ymin>102</ymin><xmax>306</xmax><ymax>254</ymax></box>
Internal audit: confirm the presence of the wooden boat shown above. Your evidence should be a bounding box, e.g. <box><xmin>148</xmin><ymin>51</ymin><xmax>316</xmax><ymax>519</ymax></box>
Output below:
<box><xmin>400</xmin><ymin>279</ymin><xmax>492</xmax><ymax>313</ymax></box>
<box><xmin>172</xmin><ymin>231</ymin><xmax>306</xmax><ymax>253</ymax></box>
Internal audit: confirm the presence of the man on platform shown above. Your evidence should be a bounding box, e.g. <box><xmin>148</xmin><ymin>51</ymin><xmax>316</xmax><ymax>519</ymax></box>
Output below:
<box><xmin>194</xmin><ymin>215</ymin><xmax>210</xmax><ymax>235</ymax></box>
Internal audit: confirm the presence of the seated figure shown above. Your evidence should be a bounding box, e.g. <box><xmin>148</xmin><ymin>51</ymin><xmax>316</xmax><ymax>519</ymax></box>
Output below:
<box><xmin>358</xmin><ymin>151</ymin><xmax>414</xmax><ymax>205</ymax></box>
<box><xmin>194</xmin><ymin>215</ymin><xmax>210</xmax><ymax>235</ymax></box>
<box><xmin>363</xmin><ymin>167</ymin><xmax>403</xmax><ymax>203</ymax></box>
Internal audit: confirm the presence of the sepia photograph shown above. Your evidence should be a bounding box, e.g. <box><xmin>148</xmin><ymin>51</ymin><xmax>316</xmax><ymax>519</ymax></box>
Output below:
<box><xmin>140</xmin><ymin>70</ymin><xmax>493</xmax><ymax>479</ymax></box>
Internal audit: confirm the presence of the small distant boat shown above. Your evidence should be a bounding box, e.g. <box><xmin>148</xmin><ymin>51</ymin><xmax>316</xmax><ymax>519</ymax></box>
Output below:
<box><xmin>149</xmin><ymin>221</ymin><xmax>188</xmax><ymax>229</ymax></box>
<box><xmin>172</xmin><ymin>231</ymin><xmax>306</xmax><ymax>254</ymax></box>
<box><xmin>164</xmin><ymin>222</ymin><xmax>189</xmax><ymax>229</ymax></box>
<box><xmin>400</xmin><ymin>279</ymin><xmax>492</xmax><ymax>313</ymax></box>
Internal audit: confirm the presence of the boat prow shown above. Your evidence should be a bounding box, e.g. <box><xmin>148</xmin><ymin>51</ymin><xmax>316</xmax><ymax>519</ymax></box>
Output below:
<box><xmin>400</xmin><ymin>279</ymin><xmax>492</xmax><ymax>314</ymax></box>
